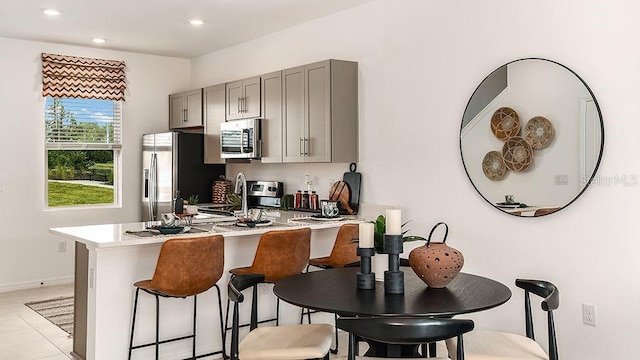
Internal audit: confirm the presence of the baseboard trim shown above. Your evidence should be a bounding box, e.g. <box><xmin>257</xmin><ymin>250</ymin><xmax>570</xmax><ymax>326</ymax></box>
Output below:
<box><xmin>0</xmin><ymin>276</ymin><xmax>74</xmax><ymax>293</ymax></box>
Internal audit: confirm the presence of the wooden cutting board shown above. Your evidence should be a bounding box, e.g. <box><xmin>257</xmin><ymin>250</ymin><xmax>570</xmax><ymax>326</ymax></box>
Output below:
<box><xmin>329</xmin><ymin>181</ymin><xmax>355</xmax><ymax>215</ymax></box>
<box><xmin>342</xmin><ymin>163</ymin><xmax>361</xmax><ymax>214</ymax></box>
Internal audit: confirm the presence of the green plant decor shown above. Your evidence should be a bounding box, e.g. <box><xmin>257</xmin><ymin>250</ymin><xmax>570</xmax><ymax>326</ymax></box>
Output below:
<box><xmin>372</xmin><ymin>214</ymin><xmax>426</xmax><ymax>253</ymax></box>
<box><xmin>188</xmin><ymin>194</ymin><xmax>199</xmax><ymax>205</ymax></box>
<box><xmin>226</xmin><ymin>193</ymin><xmax>241</xmax><ymax>211</ymax></box>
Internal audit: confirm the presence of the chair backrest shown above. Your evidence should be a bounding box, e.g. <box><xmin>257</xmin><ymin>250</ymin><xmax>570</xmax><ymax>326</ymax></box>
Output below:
<box><xmin>148</xmin><ymin>235</ymin><xmax>224</xmax><ymax>297</ymax></box>
<box><xmin>327</xmin><ymin>223</ymin><xmax>360</xmax><ymax>267</ymax></box>
<box><xmin>534</xmin><ymin>207</ymin><xmax>561</xmax><ymax>216</ymax></box>
<box><xmin>516</xmin><ymin>279</ymin><xmax>559</xmax><ymax>360</ymax></box>
<box><xmin>251</xmin><ymin>227</ymin><xmax>311</xmax><ymax>282</ymax></box>
<box><xmin>337</xmin><ymin>316</ymin><xmax>474</xmax><ymax>360</ymax></box>
<box><xmin>228</xmin><ymin>274</ymin><xmax>266</xmax><ymax>360</ymax></box>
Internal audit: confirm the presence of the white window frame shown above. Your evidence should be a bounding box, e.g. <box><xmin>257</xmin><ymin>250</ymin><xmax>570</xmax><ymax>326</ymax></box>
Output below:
<box><xmin>44</xmin><ymin>97</ymin><xmax>122</xmax><ymax>209</ymax></box>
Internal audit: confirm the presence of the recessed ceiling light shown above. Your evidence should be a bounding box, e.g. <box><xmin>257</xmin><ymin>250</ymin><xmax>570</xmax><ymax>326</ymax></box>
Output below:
<box><xmin>92</xmin><ymin>38</ymin><xmax>107</xmax><ymax>44</ymax></box>
<box><xmin>42</xmin><ymin>8</ymin><xmax>61</xmax><ymax>16</ymax></box>
<box><xmin>188</xmin><ymin>19</ymin><xmax>205</xmax><ymax>26</ymax></box>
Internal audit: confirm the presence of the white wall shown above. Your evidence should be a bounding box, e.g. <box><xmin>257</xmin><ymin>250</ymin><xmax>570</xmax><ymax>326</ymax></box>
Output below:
<box><xmin>0</xmin><ymin>37</ymin><xmax>191</xmax><ymax>291</ymax></box>
<box><xmin>191</xmin><ymin>0</ymin><xmax>640</xmax><ymax>358</ymax></box>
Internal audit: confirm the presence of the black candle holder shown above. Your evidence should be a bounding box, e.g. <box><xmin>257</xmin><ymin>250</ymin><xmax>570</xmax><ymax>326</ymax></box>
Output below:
<box><xmin>383</xmin><ymin>234</ymin><xmax>404</xmax><ymax>294</ymax></box>
<box><xmin>356</xmin><ymin>247</ymin><xmax>375</xmax><ymax>290</ymax></box>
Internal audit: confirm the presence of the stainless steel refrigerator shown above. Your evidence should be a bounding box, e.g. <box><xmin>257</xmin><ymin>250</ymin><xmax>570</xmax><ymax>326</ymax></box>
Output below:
<box><xmin>142</xmin><ymin>132</ymin><xmax>225</xmax><ymax>221</ymax></box>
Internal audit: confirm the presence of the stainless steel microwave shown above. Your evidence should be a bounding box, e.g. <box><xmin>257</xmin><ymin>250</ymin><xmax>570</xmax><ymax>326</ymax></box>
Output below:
<box><xmin>220</xmin><ymin>118</ymin><xmax>261</xmax><ymax>159</ymax></box>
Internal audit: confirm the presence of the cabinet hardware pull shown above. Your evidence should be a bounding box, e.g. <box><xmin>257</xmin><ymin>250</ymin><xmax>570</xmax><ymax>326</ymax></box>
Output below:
<box><xmin>304</xmin><ymin>138</ymin><xmax>309</xmax><ymax>156</ymax></box>
<box><xmin>300</xmin><ymin>137</ymin><xmax>304</xmax><ymax>156</ymax></box>
<box><xmin>237</xmin><ymin>97</ymin><xmax>241</xmax><ymax>114</ymax></box>
<box><xmin>183</xmin><ymin>108</ymin><xmax>188</xmax><ymax>122</ymax></box>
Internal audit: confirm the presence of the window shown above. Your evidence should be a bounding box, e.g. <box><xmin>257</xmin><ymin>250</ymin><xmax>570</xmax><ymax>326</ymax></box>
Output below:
<box><xmin>41</xmin><ymin>53</ymin><xmax>126</xmax><ymax>208</ymax></box>
<box><xmin>45</xmin><ymin>97</ymin><xmax>121</xmax><ymax>207</ymax></box>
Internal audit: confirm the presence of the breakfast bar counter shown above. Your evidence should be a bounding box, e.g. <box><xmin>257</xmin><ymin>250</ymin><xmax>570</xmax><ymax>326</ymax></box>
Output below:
<box><xmin>50</xmin><ymin>212</ymin><xmax>361</xmax><ymax>360</ymax></box>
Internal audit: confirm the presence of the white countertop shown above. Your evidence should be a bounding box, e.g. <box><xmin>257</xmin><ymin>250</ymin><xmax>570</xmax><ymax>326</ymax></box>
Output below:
<box><xmin>50</xmin><ymin>210</ymin><xmax>366</xmax><ymax>249</ymax></box>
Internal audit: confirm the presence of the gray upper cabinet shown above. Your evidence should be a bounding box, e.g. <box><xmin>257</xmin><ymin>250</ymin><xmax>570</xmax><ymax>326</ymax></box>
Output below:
<box><xmin>169</xmin><ymin>89</ymin><xmax>203</xmax><ymax>129</ymax></box>
<box><xmin>226</xmin><ymin>76</ymin><xmax>261</xmax><ymax>120</ymax></box>
<box><xmin>282</xmin><ymin>59</ymin><xmax>358</xmax><ymax>163</ymax></box>
<box><xmin>260</xmin><ymin>71</ymin><xmax>283</xmax><ymax>163</ymax></box>
<box><xmin>203</xmin><ymin>84</ymin><xmax>226</xmax><ymax>164</ymax></box>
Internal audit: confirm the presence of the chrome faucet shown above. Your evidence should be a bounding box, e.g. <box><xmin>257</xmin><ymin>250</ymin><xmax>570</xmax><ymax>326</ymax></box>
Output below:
<box><xmin>234</xmin><ymin>172</ymin><xmax>248</xmax><ymax>218</ymax></box>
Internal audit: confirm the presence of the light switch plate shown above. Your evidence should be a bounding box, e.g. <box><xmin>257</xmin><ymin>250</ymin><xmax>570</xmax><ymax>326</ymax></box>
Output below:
<box><xmin>0</xmin><ymin>180</ymin><xmax>3</xmax><ymax>192</ymax></box>
<box><xmin>555</xmin><ymin>175</ymin><xmax>568</xmax><ymax>185</ymax></box>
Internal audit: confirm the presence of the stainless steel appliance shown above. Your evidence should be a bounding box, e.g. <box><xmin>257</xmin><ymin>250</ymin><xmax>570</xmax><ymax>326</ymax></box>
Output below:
<box><xmin>142</xmin><ymin>132</ymin><xmax>225</xmax><ymax>221</ymax></box>
<box><xmin>220</xmin><ymin>118</ymin><xmax>261</xmax><ymax>159</ymax></box>
<box><xmin>246</xmin><ymin>180</ymin><xmax>283</xmax><ymax>208</ymax></box>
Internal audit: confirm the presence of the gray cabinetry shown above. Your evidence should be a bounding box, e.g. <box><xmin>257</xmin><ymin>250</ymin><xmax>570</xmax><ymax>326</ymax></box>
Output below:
<box><xmin>203</xmin><ymin>84</ymin><xmax>226</xmax><ymax>164</ymax></box>
<box><xmin>260</xmin><ymin>71</ymin><xmax>283</xmax><ymax>163</ymax></box>
<box><xmin>282</xmin><ymin>59</ymin><xmax>358</xmax><ymax>163</ymax></box>
<box><xmin>169</xmin><ymin>89</ymin><xmax>203</xmax><ymax>129</ymax></box>
<box><xmin>226</xmin><ymin>76</ymin><xmax>261</xmax><ymax>120</ymax></box>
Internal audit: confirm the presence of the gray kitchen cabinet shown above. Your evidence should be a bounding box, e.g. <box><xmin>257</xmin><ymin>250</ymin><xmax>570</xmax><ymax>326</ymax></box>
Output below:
<box><xmin>282</xmin><ymin>59</ymin><xmax>358</xmax><ymax>163</ymax></box>
<box><xmin>260</xmin><ymin>71</ymin><xmax>283</xmax><ymax>163</ymax></box>
<box><xmin>169</xmin><ymin>89</ymin><xmax>203</xmax><ymax>129</ymax></box>
<box><xmin>226</xmin><ymin>76</ymin><xmax>261</xmax><ymax>120</ymax></box>
<box><xmin>203</xmin><ymin>83</ymin><xmax>226</xmax><ymax>164</ymax></box>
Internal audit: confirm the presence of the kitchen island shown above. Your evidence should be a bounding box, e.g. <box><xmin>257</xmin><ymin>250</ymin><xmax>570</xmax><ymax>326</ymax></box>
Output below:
<box><xmin>50</xmin><ymin>212</ymin><xmax>362</xmax><ymax>360</ymax></box>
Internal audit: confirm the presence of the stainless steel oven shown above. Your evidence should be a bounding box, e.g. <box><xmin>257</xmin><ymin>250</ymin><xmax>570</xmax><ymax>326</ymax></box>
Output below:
<box><xmin>220</xmin><ymin>118</ymin><xmax>261</xmax><ymax>159</ymax></box>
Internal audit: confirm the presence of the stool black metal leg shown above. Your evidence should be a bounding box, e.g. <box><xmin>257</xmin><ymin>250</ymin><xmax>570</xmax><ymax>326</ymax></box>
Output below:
<box><xmin>154</xmin><ymin>294</ymin><xmax>160</xmax><ymax>360</ymax></box>
<box><xmin>192</xmin><ymin>295</ymin><xmax>197</xmax><ymax>359</ymax></box>
<box><xmin>214</xmin><ymin>285</ymin><xmax>229</xmax><ymax>360</ymax></box>
<box><xmin>128</xmin><ymin>288</ymin><xmax>140</xmax><ymax>360</ymax></box>
<box><xmin>276</xmin><ymin>298</ymin><xmax>280</xmax><ymax>326</ymax></box>
<box><xmin>330</xmin><ymin>313</ymin><xmax>339</xmax><ymax>354</ymax></box>
<box><xmin>250</xmin><ymin>285</ymin><xmax>258</xmax><ymax>330</ymax></box>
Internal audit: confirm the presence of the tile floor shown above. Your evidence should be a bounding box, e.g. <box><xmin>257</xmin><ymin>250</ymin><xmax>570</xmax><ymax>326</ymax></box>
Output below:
<box><xmin>0</xmin><ymin>283</ymin><xmax>74</xmax><ymax>360</ymax></box>
<box><xmin>0</xmin><ymin>283</ymin><xmax>351</xmax><ymax>360</ymax></box>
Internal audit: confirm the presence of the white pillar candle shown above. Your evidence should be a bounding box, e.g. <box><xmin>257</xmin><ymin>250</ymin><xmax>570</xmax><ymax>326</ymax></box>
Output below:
<box><xmin>386</xmin><ymin>209</ymin><xmax>402</xmax><ymax>235</ymax></box>
<box><xmin>359</xmin><ymin>222</ymin><xmax>374</xmax><ymax>248</ymax></box>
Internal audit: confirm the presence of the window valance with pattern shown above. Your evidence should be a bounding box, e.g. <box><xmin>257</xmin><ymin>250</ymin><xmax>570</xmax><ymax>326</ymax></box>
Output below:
<box><xmin>41</xmin><ymin>53</ymin><xmax>126</xmax><ymax>101</ymax></box>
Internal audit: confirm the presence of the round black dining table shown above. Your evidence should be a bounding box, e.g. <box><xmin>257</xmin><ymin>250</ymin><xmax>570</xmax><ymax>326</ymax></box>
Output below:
<box><xmin>274</xmin><ymin>267</ymin><xmax>511</xmax><ymax>357</ymax></box>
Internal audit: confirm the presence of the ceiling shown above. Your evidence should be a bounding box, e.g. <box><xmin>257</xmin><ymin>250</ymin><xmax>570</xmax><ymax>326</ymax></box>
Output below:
<box><xmin>0</xmin><ymin>0</ymin><xmax>371</xmax><ymax>58</ymax></box>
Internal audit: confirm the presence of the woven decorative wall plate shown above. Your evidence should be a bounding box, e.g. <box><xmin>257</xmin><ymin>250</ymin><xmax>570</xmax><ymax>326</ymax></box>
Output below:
<box><xmin>502</xmin><ymin>136</ymin><xmax>533</xmax><ymax>172</ymax></box>
<box><xmin>490</xmin><ymin>107</ymin><xmax>521</xmax><ymax>140</ymax></box>
<box><xmin>524</xmin><ymin>116</ymin><xmax>555</xmax><ymax>149</ymax></box>
<box><xmin>482</xmin><ymin>151</ymin><xmax>507</xmax><ymax>180</ymax></box>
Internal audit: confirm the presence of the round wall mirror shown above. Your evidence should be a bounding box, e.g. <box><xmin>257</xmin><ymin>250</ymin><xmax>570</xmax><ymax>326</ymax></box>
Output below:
<box><xmin>460</xmin><ymin>58</ymin><xmax>604</xmax><ymax>216</ymax></box>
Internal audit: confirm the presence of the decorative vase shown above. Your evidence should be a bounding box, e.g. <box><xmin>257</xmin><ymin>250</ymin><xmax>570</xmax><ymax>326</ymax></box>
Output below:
<box><xmin>409</xmin><ymin>222</ymin><xmax>464</xmax><ymax>288</ymax></box>
<box><xmin>371</xmin><ymin>253</ymin><xmax>388</xmax><ymax>281</ymax></box>
<box><xmin>184</xmin><ymin>205</ymin><xmax>198</xmax><ymax>215</ymax></box>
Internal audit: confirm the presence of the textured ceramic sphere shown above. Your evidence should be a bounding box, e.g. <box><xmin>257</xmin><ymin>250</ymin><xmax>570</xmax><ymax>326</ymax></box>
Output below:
<box><xmin>409</xmin><ymin>241</ymin><xmax>464</xmax><ymax>288</ymax></box>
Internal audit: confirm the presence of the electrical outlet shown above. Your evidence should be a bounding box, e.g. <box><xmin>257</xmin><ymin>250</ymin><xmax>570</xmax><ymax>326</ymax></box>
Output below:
<box><xmin>0</xmin><ymin>180</ymin><xmax>3</xmax><ymax>192</ymax></box>
<box><xmin>58</xmin><ymin>240</ymin><xmax>67</xmax><ymax>252</ymax></box>
<box><xmin>582</xmin><ymin>303</ymin><xmax>596</xmax><ymax>326</ymax></box>
<box><xmin>328</xmin><ymin>178</ymin><xmax>335</xmax><ymax>187</ymax></box>
<box><xmin>304</xmin><ymin>175</ymin><xmax>313</xmax><ymax>186</ymax></box>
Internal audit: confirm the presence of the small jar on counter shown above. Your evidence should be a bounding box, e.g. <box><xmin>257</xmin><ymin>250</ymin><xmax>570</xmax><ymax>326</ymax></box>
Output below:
<box><xmin>301</xmin><ymin>190</ymin><xmax>310</xmax><ymax>209</ymax></box>
<box><xmin>310</xmin><ymin>191</ymin><xmax>319</xmax><ymax>210</ymax></box>
<box><xmin>294</xmin><ymin>190</ymin><xmax>302</xmax><ymax>208</ymax></box>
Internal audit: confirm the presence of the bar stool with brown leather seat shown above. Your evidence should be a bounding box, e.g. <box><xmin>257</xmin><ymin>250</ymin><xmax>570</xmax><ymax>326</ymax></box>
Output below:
<box><xmin>225</xmin><ymin>227</ymin><xmax>312</xmax><ymax>334</ymax></box>
<box><xmin>300</xmin><ymin>223</ymin><xmax>359</xmax><ymax>353</ymax></box>
<box><xmin>128</xmin><ymin>235</ymin><xmax>226</xmax><ymax>360</ymax></box>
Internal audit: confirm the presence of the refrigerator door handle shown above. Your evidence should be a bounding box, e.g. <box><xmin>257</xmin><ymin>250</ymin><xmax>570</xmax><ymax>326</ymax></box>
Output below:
<box><xmin>149</xmin><ymin>153</ymin><xmax>158</xmax><ymax>221</ymax></box>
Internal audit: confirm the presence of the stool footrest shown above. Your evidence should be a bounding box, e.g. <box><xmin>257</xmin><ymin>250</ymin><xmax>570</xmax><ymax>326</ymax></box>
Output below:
<box><xmin>225</xmin><ymin>316</ymin><xmax>279</xmax><ymax>331</ymax></box>
<box><xmin>131</xmin><ymin>334</ymin><xmax>194</xmax><ymax>350</ymax></box>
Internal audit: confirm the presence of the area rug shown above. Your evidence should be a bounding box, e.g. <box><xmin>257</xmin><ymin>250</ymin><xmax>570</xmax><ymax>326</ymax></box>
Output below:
<box><xmin>25</xmin><ymin>296</ymin><xmax>74</xmax><ymax>336</ymax></box>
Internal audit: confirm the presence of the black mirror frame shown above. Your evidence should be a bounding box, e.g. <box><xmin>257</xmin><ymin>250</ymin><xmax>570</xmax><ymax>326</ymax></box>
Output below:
<box><xmin>460</xmin><ymin>57</ymin><xmax>605</xmax><ymax>217</ymax></box>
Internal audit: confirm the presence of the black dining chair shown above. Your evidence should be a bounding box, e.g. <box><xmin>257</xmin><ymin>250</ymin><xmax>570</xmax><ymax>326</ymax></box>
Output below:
<box><xmin>337</xmin><ymin>316</ymin><xmax>475</xmax><ymax>359</ymax></box>
<box><xmin>446</xmin><ymin>279</ymin><xmax>559</xmax><ymax>360</ymax></box>
<box><xmin>227</xmin><ymin>273</ymin><xmax>333</xmax><ymax>360</ymax></box>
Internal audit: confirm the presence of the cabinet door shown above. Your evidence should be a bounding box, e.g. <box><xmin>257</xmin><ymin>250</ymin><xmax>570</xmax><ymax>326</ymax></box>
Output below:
<box><xmin>169</xmin><ymin>93</ymin><xmax>185</xmax><ymax>129</ymax></box>
<box><xmin>203</xmin><ymin>84</ymin><xmax>226</xmax><ymax>164</ymax></box>
<box><xmin>242</xmin><ymin>76</ymin><xmax>261</xmax><ymax>118</ymax></box>
<box><xmin>226</xmin><ymin>80</ymin><xmax>243</xmax><ymax>120</ymax></box>
<box><xmin>184</xmin><ymin>89</ymin><xmax>203</xmax><ymax>127</ymax></box>
<box><xmin>261</xmin><ymin>72</ymin><xmax>282</xmax><ymax>163</ymax></box>
<box><xmin>305</xmin><ymin>60</ymin><xmax>332</xmax><ymax>162</ymax></box>
<box><xmin>282</xmin><ymin>66</ymin><xmax>306</xmax><ymax>163</ymax></box>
